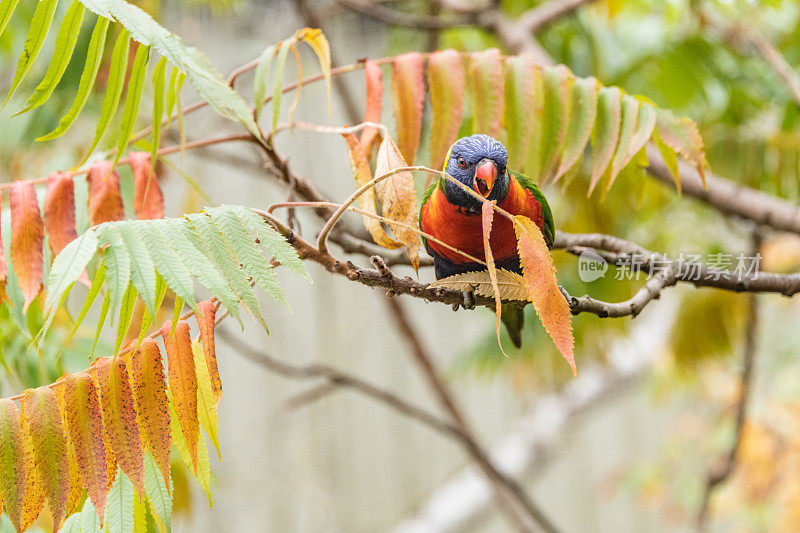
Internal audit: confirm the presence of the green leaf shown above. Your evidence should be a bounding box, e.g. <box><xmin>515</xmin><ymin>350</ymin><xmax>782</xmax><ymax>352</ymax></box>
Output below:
<box><xmin>116</xmin><ymin>223</ymin><xmax>157</xmax><ymax>320</ymax></box>
<box><xmin>92</xmin><ymin>292</ymin><xmax>110</xmax><ymax>359</ymax></box>
<box><xmin>170</xmin><ymin>296</ymin><xmax>182</xmax><ymax>338</ymax></box>
<box><xmin>79</xmin><ymin>495</ymin><xmax>103</xmax><ymax>533</ymax></box>
<box><xmin>79</xmin><ymin>29</ymin><xmax>130</xmax><ymax>164</ymax></box>
<box><xmin>150</xmin><ymin>56</ymin><xmax>167</xmax><ymax>172</ymax></box>
<box><xmin>0</xmin><ymin>0</ymin><xmax>19</xmax><ymax>41</ymax></box>
<box><xmin>168</xmin><ymin>392</ymin><xmax>212</xmax><ymax>505</ymax></box>
<box><xmin>588</xmin><ymin>86</ymin><xmax>622</xmax><ymax>196</ymax></box>
<box><xmin>187</xmin><ymin>212</ymin><xmax>266</xmax><ymax>329</ymax></box>
<box><xmin>271</xmin><ymin>39</ymin><xmax>292</xmax><ymax>134</ymax></box>
<box><xmin>162</xmin><ymin>218</ymin><xmax>241</xmax><ymax>323</ymax></box>
<box><xmin>112</xmin><ymin>43</ymin><xmax>150</xmax><ymax>168</ymax></box>
<box><xmin>2</xmin><ymin>0</ymin><xmax>59</xmax><ymax>107</ymax></box>
<box><xmin>165</xmin><ymin>65</ymin><xmax>180</xmax><ymax>131</ymax></box>
<box><xmin>607</xmin><ymin>94</ymin><xmax>639</xmax><ymax>190</ymax></box>
<box><xmin>135</xmin><ymin>222</ymin><xmax>197</xmax><ymax>313</ymax></box>
<box><xmin>96</xmin><ymin>225</ymin><xmax>131</xmax><ymax>321</ymax></box>
<box><xmin>503</xmin><ymin>54</ymin><xmax>538</xmax><ymax>172</ymax></box>
<box><xmin>115</xmin><ymin>282</ymin><xmax>136</xmax><ymax>354</ymax></box>
<box><xmin>143</xmin><ymin>450</ymin><xmax>171</xmax><ymax>530</ymax></box>
<box><xmin>66</xmin><ymin>262</ymin><xmax>105</xmax><ymax>344</ymax></box>
<box><xmin>540</xmin><ymin>65</ymin><xmax>574</xmax><ymax>181</ymax></box>
<box><xmin>253</xmin><ymin>44</ymin><xmax>275</xmax><ymax>121</ymax></box>
<box><xmin>137</xmin><ymin>273</ymin><xmax>167</xmax><ymax>342</ymax></box>
<box><xmin>79</xmin><ymin>0</ymin><xmax>111</xmax><ymax>18</ymax></box>
<box><xmin>554</xmin><ymin>76</ymin><xmax>598</xmax><ymax>182</ymax></box>
<box><xmin>37</xmin><ymin>15</ymin><xmax>109</xmax><ymax>142</ymax></box>
<box><xmin>60</xmin><ymin>513</ymin><xmax>80</xmax><ymax>533</ymax></box>
<box><xmin>653</xmin><ymin>127</ymin><xmax>681</xmax><ymax>192</ymax></box>
<box><xmin>45</xmin><ymin>230</ymin><xmax>98</xmax><ymax>312</ymax></box>
<box><xmin>106</xmin><ymin>471</ymin><xmax>135</xmax><ymax>533</ymax></box>
<box><xmin>15</xmin><ymin>0</ymin><xmax>85</xmax><ymax>116</ymax></box>
<box><xmin>207</xmin><ymin>207</ymin><xmax>286</xmax><ymax>308</ymax></box>
<box><xmin>228</xmin><ymin>205</ymin><xmax>309</xmax><ymax>281</ymax></box>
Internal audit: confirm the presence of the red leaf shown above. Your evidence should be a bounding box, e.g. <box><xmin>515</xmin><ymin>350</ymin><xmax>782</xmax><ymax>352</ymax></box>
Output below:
<box><xmin>20</xmin><ymin>387</ymin><xmax>69</xmax><ymax>530</ymax></box>
<box><xmin>515</xmin><ymin>216</ymin><xmax>575</xmax><ymax>374</ymax></box>
<box><xmin>391</xmin><ymin>52</ymin><xmax>425</xmax><ymax>164</ymax></box>
<box><xmin>469</xmin><ymin>49</ymin><xmax>504</xmax><ymax>138</ymax></box>
<box><xmin>10</xmin><ymin>181</ymin><xmax>44</xmax><ymax>312</ymax></box>
<box><xmin>44</xmin><ymin>172</ymin><xmax>78</xmax><ymax>258</ymax></box>
<box><xmin>481</xmin><ymin>201</ymin><xmax>509</xmax><ymax>357</ymax></box>
<box><xmin>162</xmin><ymin>320</ymin><xmax>199</xmax><ymax>471</ymax></box>
<box><xmin>197</xmin><ymin>300</ymin><xmax>222</xmax><ymax>405</ymax></box>
<box><xmin>87</xmin><ymin>161</ymin><xmax>125</xmax><ymax>225</ymax></box>
<box><xmin>60</xmin><ymin>372</ymin><xmax>109</xmax><ymax>524</ymax></box>
<box><xmin>0</xmin><ymin>399</ymin><xmax>27</xmax><ymax>532</ymax></box>
<box><xmin>93</xmin><ymin>356</ymin><xmax>145</xmax><ymax>495</ymax></box>
<box><xmin>129</xmin><ymin>152</ymin><xmax>165</xmax><ymax>220</ymax></box>
<box><xmin>428</xmin><ymin>49</ymin><xmax>465</xmax><ymax>170</ymax></box>
<box><xmin>359</xmin><ymin>59</ymin><xmax>383</xmax><ymax>154</ymax></box>
<box><xmin>0</xmin><ymin>200</ymin><xmax>6</xmax><ymax>303</ymax></box>
<box><xmin>130</xmin><ymin>338</ymin><xmax>172</xmax><ymax>493</ymax></box>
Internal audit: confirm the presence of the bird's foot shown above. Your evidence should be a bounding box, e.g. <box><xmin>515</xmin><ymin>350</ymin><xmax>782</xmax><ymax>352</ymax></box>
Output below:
<box><xmin>451</xmin><ymin>287</ymin><xmax>477</xmax><ymax>311</ymax></box>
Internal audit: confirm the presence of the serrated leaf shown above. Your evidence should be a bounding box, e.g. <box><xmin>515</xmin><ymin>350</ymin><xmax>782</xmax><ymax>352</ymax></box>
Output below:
<box><xmin>428</xmin><ymin>49</ymin><xmax>465</xmax><ymax>170</ymax></box>
<box><xmin>482</xmin><ymin>201</ymin><xmax>507</xmax><ymax>357</ymax></box>
<box><xmin>540</xmin><ymin>65</ymin><xmax>573</xmax><ymax>181</ymax></box>
<box><xmin>117</xmin><ymin>224</ymin><xmax>158</xmax><ymax>320</ymax></box>
<box><xmin>429</xmin><ymin>268</ymin><xmax>529</xmax><ymax>301</ymax></box>
<box><xmin>653</xmin><ymin>127</ymin><xmax>681</xmax><ymax>192</ymax></box>
<box><xmin>187</xmin><ymin>213</ymin><xmax>265</xmax><ymax>328</ymax></box>
<box><xmin>60</xmin><ymin>373</ymin><xmax>109</xmax><ymax>524</ymax></box>
<box><xmin>168</xmin><ymin>392</ymin><xmax>211</xmax><ymax>505</ymax></box>
<box><xmin>391</xmin><ymin>52</ymin><xmax>425</xmax><ymax>164</ymax></box>
<box><xmin>162</xmin><ymin>320</ymin><xmax>198</xmax><ymax>472</ymax></box>
<box><xmin>656</xmin><ymin>107</ymin><xmax>707</xmax><ymax>186</ymax></box>
<box><xmin>503</xmin><ymin>54</ymin><xmax>539</xmax><ymax>175</ymax></box>
<box><xmin>44</xmin><ymin>172</ymin><xmax>78</xmax><ymax>257</ymax></box>
<box><xmin>0</xmin><ymin>398</ymin><xmax>36</xmax><ymax>532</ymax></box>
<box><xmin>207</xmin><ymin>208</ymin><xmax>286</xmax><ymax>307</ymax></box>
<box><xmin>2</xmin><ymin>0</ymin><xmax>59</xmax><ymax>107</ymax></box>
<box><xmin>150</xmin><ymin>56</ymin><xmax>167</xmax><ymax>172</ymax></box>
<box><xmin>115</xmin><ymin>283</ymin><xmax>136</xmax><ymax>354</ymax></box>
<box><xmin>105</xmin><ymin>471</ymin><xmax>134</xmax><ymax>533</ymax></box>
<box><xmin>270</xmin><ymin>37</ymin><xmax>292</xmax><ymax>134</ymax></box>
<box><xmin>359</xmin><ymin>59</ymin><xmax>382</xmax><ymax>153</ymax></box>
<box><xmin>9</xmin><ymin>181</ymin><xmax>44</xmax><ymax>312</ymax></box>
<box><xmin>87</xmin><ymin>161</ymin><xmax>125</xmax><ymax>224</ymax></box>
<box><xmin>375</xmin><ymin>136</ymin><xmax>421</xmax><ymax>271</ymax></box>
<box><xmin>229</xmin><ymin>206</ymin><xmax>309</xmax><ymax>281</ymax></box>
<box><xmin>297</xmin><ymin>27</ymin><xmax>331</xmax><ymax>112</ymax></box>
<box><xmin>469</xmin><ymin>49</ymin><xmax>504</xmax><ymax>139</ymax></box>
<box><xmin>67</xmin><ymin>263</ymin><xmax>105</xmax><ymax>343</ymax></box>
<box><xmin>94</xmin><ymin>357</ymin><xmax>145</xmax><ymax>495</ymax></box>
<box><xmin>514</xmin><ymin>216</ymin><xmax>574</xmax><ymax>374</ymax></box>
<box><xmin>588</xmin><ymin>86</ymin><xmax>622</xmax><ymax>196</ymax></box>
<box><xmin>16</xmin><ymin>1</ymin><xmax>84</xmax><ymax>116</ymax></box>
<box><xmin>20</xmin><ymin>387</ymin><xmax>69</xmax><ymax>530</ymax></box>
<box><xmin>45</xmin><ymin>230</ymin><xmax>98</xmax><ymax>312</ymax></box>
<box><xmin>143</xmin><ymin>450</ymin><xmax>171</xmax><ymax>529</ymax></box>
<box><xmin>112</xmin><ymin>43</ymin><xmax>150</xmax><ymax>169</ymax></box>
<box><xmin>197</xmin><ymin>299</ymin><xmax>221</xmax><ymax>405</ymax></box>
<box><xmin>92</xmin><ymin>293</ymin><xmax>109</xmax><ymax>359</ymax></box>
<box><xmin>37</xmin><ymin>15</ymin><xmax>109</xmax><ymax>142</ymax></box>
<box><xmin>253</xmin><ymin>44</ymin><xmax>275</xmax><ymax>121</ymax></box>
<box><xmin>80</xmin><ymin>29</ymin><xmax>130</xmax><ymax>164</ymax></box>
<box><xmin>192</xmin><ymin>340</ymin><xmax>219</xmax><ymax>457</ymax></box>
<box><xmin>79</xmin><ymin>495</ymin><xmax>102</xmax><ymax>532</ymax></box>
<box><xmin>160</xmin><ymin>219</ymin><xmax>241</xmax><ymax>322</ymax></box>
<box><xmin>130</xmin><ymin>339</ymin><xmax>171</xmax><ymax>493</ymax></box>
<box><xmin>554</xmin><ymin>76</ymin><xmax>598</xmax><ymax>182</ymax></box>
<box><xmin>96</xmin><ymin>225</ymin><xmax>130</xmax><ymax>321</ymax></box>
<box><xmin>342</xmin><ymin>133</ymin><xmax>399</xmax><ymax>249</ymax></box>
<box><xmin>130</xmin><ymin>152</ymin><xmax>165</xmax><ymax>220</ymax></box>
<box><xmin>134</xmin><ymin>222</ymin><xmax>197</xmax><ymax>312</ymax></box>
<box><xmin>606</xmin><ymin>94</ymin><xmax>639</xmax><ymax>190</ymax></box>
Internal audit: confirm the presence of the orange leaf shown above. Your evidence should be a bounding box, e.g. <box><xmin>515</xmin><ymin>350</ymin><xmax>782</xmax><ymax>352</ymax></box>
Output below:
<box><xmin>655</xmin><ymin>108</ymin><xmax>707</xmax><ymax>186</ymax></box>
<box><xmin>60</xmin><ymin>372</ymin><xmax>109</xmax><ymax>524</ymax></box>
<box><xmin>10</xmin><ymin>181</ymin><xmax>44</xmax><ymax>312</ymax></box>
<box><xmin>130</xmin><ymin>338</ymin><xmax>172</xmax><ymax>493</ymax></box>
<box><xmin>20</xmin><ymin>387</ymin><xmax>69</xmax><ymax>531</ymax></box>
<box><xmin>391</xmin><ymin>52</ymin><xmax>425</xmax><ymax>164</ymax></box>
<box><xmin>44</xmin><ymin>172</ymin><xmax>78</xmax><ymax>258</ymax></box>
<box><xmin>481</xmin><ymin>201</ymin><xmax>509</xmax><ymax>357</ymax></box>
<box><xmin>342</xmin><ymin>133</ymin><xmax>400</xmax><ymax>249</ymax></box>
<box><xmin>87</xmin><ymin>160</ymin><xmax>125</xmax><ymax>225</ymax></box>
<box><xmin>375</xmin><ymin>135</ymin><xmax>421</xmax><ymax>271</ymax></box>
<box><xmin>428</xmin><ymin>49</ymin><xmax>465</xmax><ymax>170</ymax></box>
<box><xmin>129</xmin><ymin>152</ymin><xmax>165</xmax><ymax>220</ymax></box>
<box><xmin>197</xmin><ymin>300</ymin><xmax>222</xmax><ymax>405</ymax></box>
<box><xmin>0</xmin><ymin>398</ymin><xmax>41</xmax><ymax>533</ymax></box>
<box><xmin>359</xmin><ymin>59</ymin><xmax>383</xmax><ymax>154</ymax></box>
<box><xmin>0</xmin><ymin>200</ymin><xmax>6</xmax><ymax>303</ymax></box>
<box><xmin>162</xmin><ymin>320</ymin><xmax>199</xmax><ymax>472</ymax></box>
<box><xmin>514</xmin><ymin>216</ymin><xmax>575</xmax><ymax>374</ymax></box>
<box><xmin>469</xmin><ymin>49</ymin><xmax>504</xmax><ymax>139</ymax></box>
<box><xmin>93</xmin><ymin>356</ymin><xmax>145</xmax><ymax>495</ymax></box>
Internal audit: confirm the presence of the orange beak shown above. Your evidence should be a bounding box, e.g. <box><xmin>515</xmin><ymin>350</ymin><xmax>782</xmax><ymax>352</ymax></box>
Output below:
<box><xmin>474</xmin><ymin>160</ymin><xmax>497</xmax><ymax>198</ymax></box>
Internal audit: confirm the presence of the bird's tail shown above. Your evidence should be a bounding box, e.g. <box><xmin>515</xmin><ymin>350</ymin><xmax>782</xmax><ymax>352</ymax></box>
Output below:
<box><xmin>500</xmin><ymin>303</ymin><xmax>524</xmax><ymax>349</ymax></box>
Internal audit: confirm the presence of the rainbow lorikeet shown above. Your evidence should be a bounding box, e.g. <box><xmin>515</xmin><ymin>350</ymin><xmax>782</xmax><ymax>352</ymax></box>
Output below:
<box><xmin>420</xmin><ymin>134</ymin><xmax>555</xmax><ymax>347</ymax></box>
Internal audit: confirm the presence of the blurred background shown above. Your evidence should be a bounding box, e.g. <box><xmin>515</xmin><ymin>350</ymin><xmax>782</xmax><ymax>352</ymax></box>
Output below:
<box><xmin>2</xmin><ymin>0</ymin><xmax>800</xmax><ymax>531</ymax></box>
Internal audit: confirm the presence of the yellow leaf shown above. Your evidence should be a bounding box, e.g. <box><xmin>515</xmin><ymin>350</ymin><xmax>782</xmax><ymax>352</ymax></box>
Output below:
<box><xmin>429</xmin><ymin>268</ymin><xmax>529</xmax><ymax>301</ymax></box>
<box><xmin>374</xmin><ymin>135</ymin><xmax>421</xmax><ymax>271</ymax></box>
<box><xmin>482</xmin><ymin>201</ymin><xmax>509</xmax><ymax>357</ymax></box>
<box><xmin>297</xmin><ymin>28</ymin><xmax>331</xmax><ymax>113</ymax></box>
<box><xmin>192</xmin><ymin>341</ymin><xmax>219</xmax><ymax>459</ymax></box>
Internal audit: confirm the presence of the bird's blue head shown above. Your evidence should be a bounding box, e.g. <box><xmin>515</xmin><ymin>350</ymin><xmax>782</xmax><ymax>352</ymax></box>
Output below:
<box><xmin>442</xmin><ymin>134</ymin><xmax>509</xmax><ymax>213</ymax></box>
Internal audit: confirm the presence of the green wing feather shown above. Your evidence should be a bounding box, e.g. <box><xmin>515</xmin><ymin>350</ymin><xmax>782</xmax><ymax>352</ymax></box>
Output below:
<box><xmin>509</xmin><ymin>170</ymin><xmax>555</xmax><ymax>248</ymax></box>
<box><xmin>419</xmin><ymin>180</ymin><xmax>439</xmax><ymax>255</ymax></box>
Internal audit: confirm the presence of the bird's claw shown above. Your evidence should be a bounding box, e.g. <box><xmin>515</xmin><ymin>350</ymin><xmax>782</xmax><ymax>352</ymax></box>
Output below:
<box><xmin>450</xmin><ymin>286</ymin><xmax>476</xmax><ymax>311</ymax></box>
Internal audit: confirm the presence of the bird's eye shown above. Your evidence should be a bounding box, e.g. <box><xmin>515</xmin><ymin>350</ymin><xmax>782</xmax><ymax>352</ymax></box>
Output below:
<box><xmin>457</xmin><ymin>157</ymin><xmax>467</xmax><ymax>169</ymax></box>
